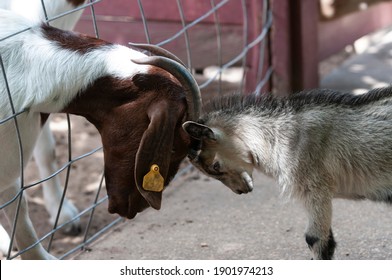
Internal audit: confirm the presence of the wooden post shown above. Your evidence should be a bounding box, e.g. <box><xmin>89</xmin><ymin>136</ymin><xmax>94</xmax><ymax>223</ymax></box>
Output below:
<box><xmin>245</xmin><ymin>0</ymin><xmax>271</xmax><ymax>94</ymax></box>
<box><xmin>289</xmin><ymin>0</ymin><xmax>319</xmax><ymax>91</ymax></box>
<box><xmin>271</xmin><ymin>0</ymin><xmax>319</xmax><ymax>94</ymax></box>
<box><xmin>271</xmin><ymin>0</ymin><xmax>292</xmax><ymax>95</ymax></box>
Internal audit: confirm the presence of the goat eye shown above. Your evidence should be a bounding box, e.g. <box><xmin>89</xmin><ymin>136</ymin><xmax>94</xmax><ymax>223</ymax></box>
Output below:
<box><xmin>212</xmin><ymin>161</ymin><xmax>220</xmax><ymax>172</ymax></box>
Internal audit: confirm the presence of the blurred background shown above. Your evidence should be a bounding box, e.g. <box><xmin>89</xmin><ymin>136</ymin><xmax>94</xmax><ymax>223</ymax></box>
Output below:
<box><xmin>2</xmin><ymin>0</ymin><xmax>392</xmax><ymax>259</ymax></box>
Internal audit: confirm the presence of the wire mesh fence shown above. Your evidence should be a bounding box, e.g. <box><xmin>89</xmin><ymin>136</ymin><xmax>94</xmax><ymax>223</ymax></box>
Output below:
<box><xmin>0</xmin><ymin>0</ymin><xmax>272</xmax><ymax>259</ymax></box>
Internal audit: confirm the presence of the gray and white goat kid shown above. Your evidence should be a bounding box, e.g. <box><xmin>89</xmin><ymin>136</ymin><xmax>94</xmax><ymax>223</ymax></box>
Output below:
<box><xmin>183</xmin><ymin>88</ymin><xmax>392</xmax><ymax>260</ymax></box>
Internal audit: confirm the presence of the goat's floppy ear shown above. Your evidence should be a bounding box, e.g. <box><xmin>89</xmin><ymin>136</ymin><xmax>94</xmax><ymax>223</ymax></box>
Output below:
<box><xmin>135</xmin><ymin>100</ymin><xmax>180</xmax><ymax>210</ymax></box>
<box><xmin>182</xmin><ymin>121</ymin><xmax>217</xmax><ymax>141</ymax></box>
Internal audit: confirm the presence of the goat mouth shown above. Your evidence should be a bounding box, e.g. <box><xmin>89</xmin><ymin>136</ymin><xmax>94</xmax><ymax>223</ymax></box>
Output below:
<box><xmin>233</xmin><ymin>183</ymin><xmax>253</xmax><ymax>195</ymax></box>
<box><xmin>234</xmin><ymin>187</ymin><xmax>252</xmax><ymax>195</ymax></box>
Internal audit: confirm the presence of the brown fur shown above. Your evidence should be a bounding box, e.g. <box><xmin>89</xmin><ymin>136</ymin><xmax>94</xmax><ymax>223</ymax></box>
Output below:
<box><xmin>62</xmin><ymin>73</ymin><xmax>190</xmax><ymax>218</ymax></box>
<box><xmin>41</xmin><ymin>23</ymin><xmax>111</xmax><ymax>54</ymax></box>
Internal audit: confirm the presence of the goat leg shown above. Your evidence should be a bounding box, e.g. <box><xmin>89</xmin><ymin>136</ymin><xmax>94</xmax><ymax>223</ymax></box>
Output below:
<box><xmin>303</xmin><ymin>189</ymin><xmax>336</xmax><ymax>260</ymax></box>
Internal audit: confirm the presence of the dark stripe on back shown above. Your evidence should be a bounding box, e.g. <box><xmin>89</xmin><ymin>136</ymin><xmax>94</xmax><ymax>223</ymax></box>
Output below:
<box><xmin>288</xmin><ymin>87</ymin><xmax>392</xmax><ymax>109</ymax></box>
<box><xmin>204</xmin><ymin>87</ymin><xmax>392</xmax><ymax>115</ymax></box>
<box><xmin>41</xmin><ymin>23</ymin><xmax>111</xmax><ymax>54</ymax></box>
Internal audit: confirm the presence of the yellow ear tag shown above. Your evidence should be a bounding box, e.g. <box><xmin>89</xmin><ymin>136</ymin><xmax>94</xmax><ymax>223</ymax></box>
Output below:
<box><xmin>142</xmin><ymin>164</ymin><xmax>164</xmax><ymax>192</ymax></box>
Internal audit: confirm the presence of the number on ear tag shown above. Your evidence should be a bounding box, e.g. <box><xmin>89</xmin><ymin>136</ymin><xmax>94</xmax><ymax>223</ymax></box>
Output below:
<box><xmin>142</xmin><ymin>164</ymin><xmax>164</xmax><ymax>192</ymax></box>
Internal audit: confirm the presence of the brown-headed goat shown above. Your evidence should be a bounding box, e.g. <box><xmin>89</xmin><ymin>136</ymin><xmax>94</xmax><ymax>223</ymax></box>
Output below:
<box><xmin>0</xmin><ymin>9</ymin><xmax>201</xmax><ymax>259</ymax></box>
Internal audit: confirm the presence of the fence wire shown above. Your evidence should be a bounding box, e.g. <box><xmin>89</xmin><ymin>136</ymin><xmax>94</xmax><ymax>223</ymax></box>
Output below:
<box><xmin>0</xmin><ymin>0</ymin><xmax>272</xmax><ymax>259</ymax></box>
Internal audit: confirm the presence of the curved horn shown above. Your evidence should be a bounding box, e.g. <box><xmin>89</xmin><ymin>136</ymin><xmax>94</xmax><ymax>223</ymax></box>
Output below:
<box><xmin>132</xmin><ymin>56</ymin><xmax>202</xmax><ymax>121</ymax></box>
<box><xmin>129</xmin><ymin>43</ymin><xmax>187</xmax><ymax>67</ymax></box>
